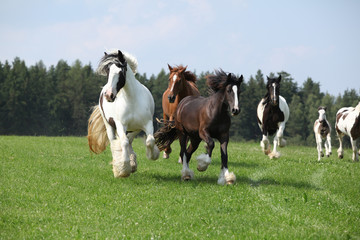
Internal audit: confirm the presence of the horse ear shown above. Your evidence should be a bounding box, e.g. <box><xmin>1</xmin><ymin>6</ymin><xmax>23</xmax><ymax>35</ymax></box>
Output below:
<box><xmin>104</xmin><ymin>52</ymin><xmax>108</xmax><ymax>56</ymax></box>
<box><xmin>277</xmin><ymin>75</ymin><xmax>282</xmax><ymax>82</ymax></box>
<box><xmin>227</xmin><ymin>73</ymin><xmax>232</xmax><ymax>80</ymax></box>
<box><xmin>239</xmin><ymin>75</ymin><xmax>244</xmax><ymax>83</ymax></box>
<box><xmin>182</xmin><ymin>65</ymin><xmax>188</xmax><ymax>72</ymax></box>
<box><xmin>324</xmin><ymin>106</ymin><xmax>327</xmax><ymax>111</ymax></box>
<box><xmin>168</xmin><ymin>64</ymin><xmax>173</xmax><ymax>71</ymax></box>
<box><xmin>118</xmin><ymin>50</ymin><xmax>125</xmax><ymax>63</ymax></box>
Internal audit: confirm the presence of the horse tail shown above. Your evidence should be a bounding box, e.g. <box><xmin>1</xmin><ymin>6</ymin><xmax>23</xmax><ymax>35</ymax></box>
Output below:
<box><xmin>87</xmin><ymin>105</ymin><xmax>109</xmax><ymax>154</ymax></box>
<box><xmin>154</xmin><ymin>121</ymin><xmax>178</xmax><ymax>151</ymax></box>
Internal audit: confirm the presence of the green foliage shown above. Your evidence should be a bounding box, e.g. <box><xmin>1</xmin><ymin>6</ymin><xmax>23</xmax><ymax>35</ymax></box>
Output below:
<box><xmin>0</xmin><ymin>57</ymin><xmax>359</xmax><ymax>146</ymax></box>
<box><xmin>0</xmin><ymin>136</ymin><xmax>359</xmax><ymax>239</ymax></box>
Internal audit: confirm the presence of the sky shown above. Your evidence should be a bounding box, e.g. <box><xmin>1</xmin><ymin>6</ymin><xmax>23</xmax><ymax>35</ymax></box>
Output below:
<box><xmin>0</xmin><ymin>0</ymin><xmax>359</xmax><ymax>96</ymax></box>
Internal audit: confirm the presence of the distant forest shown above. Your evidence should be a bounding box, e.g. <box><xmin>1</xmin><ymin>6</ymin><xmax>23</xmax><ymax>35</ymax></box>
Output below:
<box><xmin>0</xmin><ymin>57</ymin><xmax>359</xmax><ymax>147</ymax></box>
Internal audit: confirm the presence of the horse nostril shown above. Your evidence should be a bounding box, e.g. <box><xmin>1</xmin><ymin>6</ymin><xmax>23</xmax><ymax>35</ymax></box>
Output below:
<box><xmin>168</xmin><ymin>95</ymin><xmax>175</xmax><ymax>103</ymax></box>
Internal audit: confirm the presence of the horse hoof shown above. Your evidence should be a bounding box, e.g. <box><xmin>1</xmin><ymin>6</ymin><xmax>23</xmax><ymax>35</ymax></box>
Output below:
<box><xmin>197</xmin><ymin>166</ymin><xmax>208</xmax><ymax>172</ymax></box>
<box><xmin>321</xmin><ymin>153</ymin><xmax>324</xmax><ymax>157</ymax></box>
<box><xmin>226</xmin><ymin>180</ymin><xmax>235</xmax><ymax>185</ymax></box>
<box><xmin>182</xmin><ymin>176</ymin><xmax>192</xmax><ymax>181</ymax></box>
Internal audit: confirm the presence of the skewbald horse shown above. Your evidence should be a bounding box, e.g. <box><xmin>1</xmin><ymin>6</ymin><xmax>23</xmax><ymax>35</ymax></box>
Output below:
<box><xmin>335</xmin><ymin>101</ymin><xmax>360</xmax><ymax>162</ymax></box>
<box><xmin>313</xmin><ymin>106</ymin><xmax>332</xmax><ymax>161</ymax></box>
<box><xmin>257</xmin><ymin>75</ymin><xmax>290</xmax><ymax>159</ymax></box>
<box><xmin>155</xmin><ymin>69</ymin><xmax>243</xmax><ymax>185</ymax></box>
<box><xmin>161</xmin><ymin>65</ymin><xmax>200</xmax><ymax>159</ymax></box>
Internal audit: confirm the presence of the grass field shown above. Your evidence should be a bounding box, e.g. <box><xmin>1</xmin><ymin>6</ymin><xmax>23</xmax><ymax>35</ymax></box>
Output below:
<box><xmin>0</xmin><ymin>136</ymin><xmax>359</xmax><ymax>239</ymax></box>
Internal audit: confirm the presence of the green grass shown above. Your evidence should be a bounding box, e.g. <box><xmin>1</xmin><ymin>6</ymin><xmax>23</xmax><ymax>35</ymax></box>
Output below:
<box><xmin>0</xmin><ymin>136</ymin><xmax>359</xmax><ymax>239</ymax></box>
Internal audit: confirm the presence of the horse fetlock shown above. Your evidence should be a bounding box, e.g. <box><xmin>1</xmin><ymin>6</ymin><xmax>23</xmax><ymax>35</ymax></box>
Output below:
<box><xmin>196</xmin><ymin>153</ymin><xmax>211</xmax><ymax>172</ymax></box>
<box><xmin>129</xmin><ymin>153</ymin><xmax>137</xmax><ymax>173</ymax></box>
<box><xmin>279</xmin><ymin>138</ymin><xmax>287</xmax><ymax>147</ymax></box>
<box><xmin>112</xmin><ymin>160</ymin><xmax>132</xmax><ymax>178</ymax></box>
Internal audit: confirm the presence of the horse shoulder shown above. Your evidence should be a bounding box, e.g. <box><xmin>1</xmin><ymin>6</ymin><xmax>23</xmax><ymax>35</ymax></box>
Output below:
<box><xmin>279</xmin><ymin>96</ymin><xmax>290</xmax><ymax>122</ymax></box>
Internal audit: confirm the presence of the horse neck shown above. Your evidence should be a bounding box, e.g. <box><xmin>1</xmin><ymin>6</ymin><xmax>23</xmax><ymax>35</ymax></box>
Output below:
<box><xmin>121</xmin><ymin>70</ymin><xmax>138</xmax><ymax>97</ymax></box>
<box><xmin>178</xmin><ymin>78</ymin><xmax>194</xmax><ymax>98</ymax></box>
<box><xmin>209</xmin><ymin>89</ymin><xmax>228</xmax><ymax>114</ymax></box>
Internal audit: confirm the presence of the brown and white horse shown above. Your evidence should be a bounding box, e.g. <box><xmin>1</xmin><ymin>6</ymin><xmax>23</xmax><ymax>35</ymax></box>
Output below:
<box><xmin>335</xmin><ymin>101</ymin><xmax>360</xmax><ymax>162</ymax></box>
<box><xmin>161</xmin><ymin>65</ymin><xmax>200</xmax><ymax>159</ymax></box>
<box><xmin>257</xmin><ymin>76</ymin><xmax>290</xmax><ymax>159</ymax></box>
<box><xmin>313</xmin><ymin>106</ymin><xmax>332</xmax><ymax>161</ymax></box>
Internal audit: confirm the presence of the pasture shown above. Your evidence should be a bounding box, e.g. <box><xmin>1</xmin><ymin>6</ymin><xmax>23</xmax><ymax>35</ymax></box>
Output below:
<box><xmin>0</xmin><ymin>136</ymin><xmax>359</xmax><ymax>239</ymax></box>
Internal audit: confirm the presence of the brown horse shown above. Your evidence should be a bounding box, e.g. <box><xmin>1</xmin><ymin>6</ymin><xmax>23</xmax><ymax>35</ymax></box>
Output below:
<box><xmin>155</xmin><ymin>69</ymin><xmax>243</xmax><ymax>185</ymax></box>
<box><xmin>161</xmin><ymin>64</ymin><xmax>200</xmax><ymax>159</ymax></box>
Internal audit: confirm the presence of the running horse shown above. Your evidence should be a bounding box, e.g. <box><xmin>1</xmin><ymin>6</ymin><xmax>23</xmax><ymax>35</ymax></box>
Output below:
<box><xmin>313</xmin><ymin>106</ymin><xmax>332</xmax><ymax>161</ymax></box>
<box><xmin>335</xmin><ymin>101</ymin><xmax>360</xmax><ymax>162</ymax></box>
<box><xmin>257</xmin><ymin>75</ymin><xmax>290</xmax><ymax>159</ymax></box>
<box><xmin>87</xmin><ymin>50</ymin><xmax>159</xmax><ymax>178</ymax></box>
<box><xmin>155</xmin><ymin>69</ymin><xmax>243</xmax><ymax>185</ymax></box>
<box><xmin>161</xmin><ymin>65</ymin><xmax>200</xmax><ymax>159</ymax></box>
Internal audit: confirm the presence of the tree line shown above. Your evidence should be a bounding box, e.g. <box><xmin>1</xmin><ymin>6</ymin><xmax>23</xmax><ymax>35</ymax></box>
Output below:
<box><xmin>0</xmin><ymin>57</ymin><xmax>359</xmax><ymax>146</ymax></box>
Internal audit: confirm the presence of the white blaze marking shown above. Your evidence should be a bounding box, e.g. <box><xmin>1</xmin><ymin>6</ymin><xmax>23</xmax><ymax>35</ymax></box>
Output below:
<box><xmin>232</xmin><ymin>85</ymin><xmax>239</xmax><ymax>109</ymax></box>
<box><xmin>272</xmin><ymin>83</ymin><xmax>276</xmax><ymax>101</ymax></box>
<box><xmin>170</xmin><ymin>75</ymin><xmax>177</xmax><ymax>92</ymax></box>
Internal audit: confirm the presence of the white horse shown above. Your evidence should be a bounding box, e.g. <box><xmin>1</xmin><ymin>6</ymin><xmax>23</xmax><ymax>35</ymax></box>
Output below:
<box><xmin>313</xmin><ymin>106</ymin><xmax>332</xmax><ymax>161</ymax></box>
<box><xmin>257</xmin><ymin>76</ymin><xmax>290</xmax><ymax>159</ymax></box>
<box><xmin>335</xmin><ymin>101</ymin><xmax>360</xmax><ymax>162</ymax></box>
<box><xmin>88</xmin><ymin>50</ymin><xmax>159</xmax><ymax>177</ymax></box>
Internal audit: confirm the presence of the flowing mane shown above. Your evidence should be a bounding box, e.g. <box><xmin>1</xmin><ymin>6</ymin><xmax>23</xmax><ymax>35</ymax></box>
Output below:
<box><xmin>97</xmin><ymin>50</ymin><xmax>138</xmax><ymax>76</ymax></box>
<box><xmin>206</xmin><ymin>69</ymin><xmax>238</xmax><ymax>93</ymax></box>
<box><xmin>170</xmin><ymin>65</ymin><xmax>197</xmax><ymax>83</ymax></box>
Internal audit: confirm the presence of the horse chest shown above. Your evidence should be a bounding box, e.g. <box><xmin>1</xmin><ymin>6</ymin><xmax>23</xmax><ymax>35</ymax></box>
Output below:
<box><xmin>263</xmin><ymin>106</ymin><xmax>284</xmax><ymax>135</ymax></box>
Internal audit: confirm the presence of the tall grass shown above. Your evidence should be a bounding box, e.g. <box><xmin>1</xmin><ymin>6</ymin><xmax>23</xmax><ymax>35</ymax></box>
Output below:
<box><xmin>0</xmin><ymin>136</ymin><xmax>359</xmax><ymax>239</ymax></box>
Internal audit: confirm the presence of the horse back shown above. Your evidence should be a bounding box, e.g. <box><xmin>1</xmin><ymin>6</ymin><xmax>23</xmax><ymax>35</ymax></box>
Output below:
<box><xmin>175</xmin><ymin>96</ymin><xmax>206</xmax><ymax>133</ymax></box>
<box><xmin>336</xmin><ymin>106</ymin><xmax>360</xmax><ymax>140</ymax></box>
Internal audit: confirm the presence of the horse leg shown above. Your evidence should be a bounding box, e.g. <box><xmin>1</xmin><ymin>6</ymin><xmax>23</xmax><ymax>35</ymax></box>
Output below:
<box><xmin>127</xmin><ymin>130</ymin><xmax>140</xmax><ymax>173</ymax></box>
<box><xmin>217</xmin><ymin>136</ymin><xmax>236</xmax><ymax>185</ymax></box>
<box><xmin>315</xmin><ymin>133</ymin><xmax>322</xmax><ymax>161</ymax></box>
<box><xmin>269</xmin><ymin>123</ymin><xmax>286</xmax><ymax>159</ymax></box>
<box><xmin>325</xmin><ymin>133</ymin><xmax>332</xmax><ymax>157</ymax></box>
<box><xmin>144</xmin><ymin>120</ymin><xmax>160</xmax><ymax>160</ymax></box>
<box><xmin>112</xmin><ymin>123</ymin><xmax>131</xmax><ymax>178</ymax></box>
<box><xmin>350</xmin><ymin>138</ymin><xmax>359</xmax><ymax>162</ymax></box>
<box><xmin>337</xmin><ymin>133</ymin><xmax>344</xmax><ymax>159</ymax></box>
<box><xmin>260</xmin><ymin>134</ymin><xmax>271</xmax><ymax>155</ymax></box>
<box><xmin>180</xmin><ymin>134</ymin><xmax>194</xmax><ymax>181</ymax></box>
<box><xmin>162</xmin><ymin>114</ymin><xmax>171</xmax><ymax>159</ymax></box>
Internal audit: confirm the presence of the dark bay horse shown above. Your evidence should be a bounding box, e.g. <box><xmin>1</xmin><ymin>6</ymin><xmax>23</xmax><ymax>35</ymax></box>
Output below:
<box><xmin>161</xmin><ymin>65</ymin><xmax>200</xmax><ymax>159</ymax></box>
<box><xmin>155</xmin><ymin>69</ymin><xmax>243</xmax><ymax>185</ymax></box>
<box><xmin>257</xmin><ymin>76</ymin><xmax>290</xmax><ymax>159</ymax></box>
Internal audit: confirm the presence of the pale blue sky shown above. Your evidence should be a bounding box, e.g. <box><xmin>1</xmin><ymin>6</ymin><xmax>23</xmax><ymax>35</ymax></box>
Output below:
<box><xmin>1</xmin><ymin>0</ymin><xmax>359</xmax><ymax>96</ymax></box>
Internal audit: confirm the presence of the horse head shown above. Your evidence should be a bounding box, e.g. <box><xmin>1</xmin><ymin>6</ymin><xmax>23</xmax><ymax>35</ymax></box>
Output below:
<box><xmin>167</xmin><ymin>64</ymin><xmax>187</xmax><ymax>103</ymax></box>
<box><xmin>266</xmin><ymin>75</ymin><xmax>281</xmax><ymax>106</ymax></box>
<box><xmin>103</xmin><ymin>50</ymin><xmax>127</xmax><ymax>102</ymax></box>
<box><xmin>318</xmin><ymin>106</ymin><xmax>327</xmax><ymax>122</ymax></box>
<box><xmin>225</xmin><ymin>73</ymin><xmax>243</xmax><ymax>116</ymax></box>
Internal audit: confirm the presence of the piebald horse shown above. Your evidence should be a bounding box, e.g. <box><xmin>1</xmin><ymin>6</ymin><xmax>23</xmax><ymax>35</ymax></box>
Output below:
<box><xmin>313</xmin><ymin>106</ymin><xmax>332</xmax><ymax>161</ymax></box>
<box><xmin>87</xmin><ymin>50</ymin><xmax>159</xmax><ymax>178</ymax></box>
<box><xmin>335</xmin><ymin>101</ymin><xmax>360</xmax><ymax>162</ymax></box>
<box><xmin>155</xmin><ymin>70</ymin><xmax>243</xmax><ymax>185</ymax></box>
<box><xmin>257</xmin><ymin>76</ymin><xmax>290</xmax><ymax>159</ymax></box>
<box><xmin>161</xmin><ymin>65</ymin><xmax>200</xmax><ymax>159</ymax></box>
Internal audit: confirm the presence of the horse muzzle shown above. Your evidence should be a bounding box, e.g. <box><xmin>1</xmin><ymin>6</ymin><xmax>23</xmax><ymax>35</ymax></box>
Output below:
<box><xmin>231</xmin><ymin>108</ymin><xmax>240</xmax><ymax>116</ymax></box>
<box><xmin>168</xmin><ymin>95</ymin><xmax>176</xmax><ymax>103</ymax></box>
<box><xmin>105</xmin><ymin>93</ymin><xmax>116</xmax><ymax>102</ymax></box>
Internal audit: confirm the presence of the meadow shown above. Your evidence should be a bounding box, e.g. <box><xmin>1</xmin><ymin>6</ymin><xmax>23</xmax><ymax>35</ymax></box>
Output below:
<box><xmin>0</xmin><ymin>136</ymin><xmax>359</xmax><ymax>239</ymax></box>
